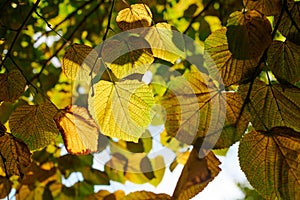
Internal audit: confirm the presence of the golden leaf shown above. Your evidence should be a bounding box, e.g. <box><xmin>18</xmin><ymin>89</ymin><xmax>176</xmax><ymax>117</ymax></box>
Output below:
<box><xmin>125</xmin><ymin>191</ymin><xmax>171</xmax><ymax>200</ymax></box>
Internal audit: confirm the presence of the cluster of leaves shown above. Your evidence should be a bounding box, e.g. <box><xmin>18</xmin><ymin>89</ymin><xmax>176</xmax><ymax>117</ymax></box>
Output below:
<box><xmin>0</xmin><ymin>0</ymin><xmax>299</xmax><ymax>199</ymax></box>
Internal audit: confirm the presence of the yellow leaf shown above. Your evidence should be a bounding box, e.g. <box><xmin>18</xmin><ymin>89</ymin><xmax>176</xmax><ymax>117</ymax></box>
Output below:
<box><xmin>173</xmin><ymin>149</ymin><xmax>221</xmax><ymax>200</ymax></box>
<box><xmin>0</xmin><ymin>70</ymin><xmax>26</xmax><ymax>102</ymax></box>
<box><xmin>0</xmin><ymin>134</ymin><xmax>31</xmax><ymax>177</ymax></box>
<box><xmin>85</xmin><ymin>190</ymin><xmax>125</xmax><ymax>200</ymax></box>
<box><xmin>54</xmin><ymin>105</ymin><xmax>106</xmax><ymax>155</ymax></box>
<box><xmin>116</xmin><ymin>4</ymin><xmax>152</xmax><ymax>30</ymax></box>
<box><xmin>89</xmin><ymin>80</ymin><xmax>154</xmax><ymax>142</ymax></box>
<box><xmin>9</xmin><ymin>102</ymin><xmax>59</xmax><ymax>150</ymax></box>
<box><xmin>125</xmin><ymin>191</ymin><xmax>171</xmax><ymax>200</ymax></box>
<box><xmin>239</xmin><ymin>127</ymin><xmax>300</xmax><ymax>199</ymax></box>
<box><xmin>62</xmin><ymin>43</ymin><xmax>100</xmax><ymax>81</ymax></box>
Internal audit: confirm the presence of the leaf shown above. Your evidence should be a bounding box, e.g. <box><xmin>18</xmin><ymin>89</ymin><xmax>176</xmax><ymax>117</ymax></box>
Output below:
<box><xmin>142</xmin><ymin>22</ymin><xmax>185</xmax><ymax>63</ymax></box>
<box><xmin>0</xmin><ymin>134</ymin><xmax>31</xmax><ymax>177</ymax></box>
<box><xmin>239</xmin><ymin>79</ymin><xmax>300</xmax><ymax>132</ymax></box>
<box><xmin>88</xmin><ymin>80</ymin><xmax>154</xmax><ymax>142</ymax></box>
<box><xmin>21</xmin><ymin>162</ymin><xmax>57</xmax><ymax>185</ymax></box>
<box><xmin>226</xmin><ymin>10</ymin><xmax>272</xmax><ymax>59</ymax></box>
<box><xmin>172</xmin><ymin>149</ymin><xmax>221</xmax><ymax>200</ymax></box>
<box><xmin>125</xmin><ymin>191</ymin><xmax>171</xmax><ymax>200</ymax></box>
<box><xmin>9</xmin><ymin>102</ymin><xmax>59</xmax><ymax>150</ymax></box>
<box><xmin>267</xmin><ymin>40</ymin><xmax>300</xmax><ymax>84</ymax></box>
<box><xmin>101</xmin><ymin>35</ymin><xmax>154</xmax><ymax>79</ymax></box>
<box><xmin>116</xmin><ymin>4</ymin><xmax>152</xmax><ymax>31</ymax></box>
<box><xmin>62</xmin><ymin>43</ymin><xmax>100</xmax><ymax>81</ymax></box>
<box><xmin>243</xmin><ymin>0</ymin><xmax>282</xmax><ymax>16</ymax></box>
<box><xmin>54</xmin><ymin>105</ymin><xmax>107</xmax><ymax>155</ymax></box>
<box><xmin>104</xmin><ymin>153</ymin><xmax>127</xmax><ymax>183</ymax></box>
<box><xmin>85</xmin><ymin>190</ymin><xmax>125</xmax><ymax>200</ymax></box>
<box><xmin>0</xmin><ymin>176</ymin><xmax>12</xmax><ymax>199</ymax></box>
<box><xmin>60</xmin><ymin>181</ymin><xmax>94</xmax><ymax>200</ymax></box>
<box><xmin>204</xmin><ymin>28</ymin><xmax>263</xmax><ymax>86</ymax></box>
<box><xmin>0</xmin><ymin>70</ymin><xmax>26</xmax><ymax>102</ymax></box>
<box><xmin>82</xmin><ymin>167</ymin><xmax>109</xmax><ymax>185</ymax></box>
<box><xmin>238</xmin><ymin>127</ymin><xmax>300</xmax><ymax>200</ymax></box>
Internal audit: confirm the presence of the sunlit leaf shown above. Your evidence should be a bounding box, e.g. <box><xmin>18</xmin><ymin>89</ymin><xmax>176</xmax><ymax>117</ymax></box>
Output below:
<box><xmin>104</xmin><ymin>153</ymin><xmax>127</xmax><ymax>184</ymax></box>
<box><xmin>89</xmin><ymin>80</ymin><xmax>154</xmax><ymax>142</ymax></box>
<box><xmin>54</xmin><ymin>105</ymin><xmax>107</xmax><ymax>155</ymax></box>
<box><xmin>267</xmin><ymin>40</ymin><xmax>300</xmax><ymax>84</ymax></box>
<box><xmin>101</xmin><ymin>35</ymin><xmax>154</xmax><ymax>79</ymax></box>
<box><xmin>226</xmin><ymin>10</ymin><xmax>272</xmax><ymax>59</ymax></box>
<box><xmin>239</xmin><ymin>127</ymin><xmax>300</xmax><ymax>200</ymax></box>
<box><xmin>0</xmin><ymin>134</ymin><xmax>31</xmax><ymax>177</ymax></box>
<box><xmin>82</xmin><ymin>167</ymin><xmax>109</xmax><ymax>185</ymax></box>
<box><xmin>116</xmin><ymin>4</ymin><xmax>152</xmax><ymax>30</ymax></box>
<box><xmin>85</xmin><ymin>190</ymin><xmax>125</xmax><ymax>200</ymax></box>
<box><xmin>62</xmin><ymin>43</ymin><xmax>100</xmax><ymax>81</ymax></box>
<box><xmin>204</xmin><ymin>28</ymin><xmax>264</xmax><ymax>86</ymax></box>
<box><xmin>239</xmin><ymin>79</ymin><xmax>300</xmax><ymax>132</ymax></box>
<box><xmin>142</xmin><ymin>23</ymin><xmax>185</xmax><ymax>63</ymax></box>
<box><xmin>0</xmin><ymin>70</ymin><xmax>26</xmax><ymax>102</ymax></box>
<box><xmin>0</xmin><ymin>176</ymin><xmax>11</xmax><ymax>199</ymax></box>
<box><xmin>125</xmin><ymin>191</ymin><xmax>171</xmax><ymax>200</ymax></box>
<box><xmin>173</xmin><ymin>149</ymin><xmax>221</xmax><ymax>200</ymax></box>
<box><xmin>243</xmin><ymin>0</ymin><xmax>282</xmax><ymax>16</ymax></box>
<box><xmin>9</xmin><ymin>102</ymin><xmax>59</xmax><ymax>150</ymax></box>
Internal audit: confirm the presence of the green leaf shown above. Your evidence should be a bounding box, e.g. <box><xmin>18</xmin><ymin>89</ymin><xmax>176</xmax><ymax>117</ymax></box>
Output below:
<box><xmin>125</xmin><ymin>191</ymin><xmax>171</xmax><ymax>200</ymax></box>
<box><xmin>0</xmin><ymin>70</ymin><xmax>26</xmax><ymax>102</ymax></box>
<box><xmin>88</xmin><ymin>80</ymin><xmax>154</xmax><ymax>142</ymax></box>
<box><xmin>238</xmin><ymin>127</ymin><xmax>300</xmax><ymax>200</ymax></box>
<box><xmin>267</xmin><ymin>40</ymin><xmax>300</xmax><ymax>84</ymax></box>
<box><xmin>60</xmin><ymin>181</ymin><xmax>94</xmax><ymax>200</ymax></box>
<box><xmin>82</xmin><ymin>167</ymin><xmax>109</xmax><ymax>185</ymax></box>
<box><xmin>172</xmin><ymin>149</ymin><xmax>221</xmax><ymax>200</ymax></box>
<box><xmin>9</xmin><ymin>102</ymin><xmax>59</xmax><ymax>150</ymax></box>
<box><xmin>239</xmin><ymin>79</ymin><xmax>300</xmax><ymax>132</ymax></box>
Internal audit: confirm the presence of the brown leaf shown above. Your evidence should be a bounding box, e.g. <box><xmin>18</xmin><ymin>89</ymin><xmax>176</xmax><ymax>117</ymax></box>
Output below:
<box><xmin>125</xmin><ymin>191</ymin><xmax>171</xmax><ymax>200</ymax></box>
<box><xmin>243</xmin><ymin>0</ymin><xmax>282</xmax><ymax>16</ymax></box>
<box><xmin>0</xmin><ymin>176</ymin><xmax>12</xmax><ymax>199</ymax></box>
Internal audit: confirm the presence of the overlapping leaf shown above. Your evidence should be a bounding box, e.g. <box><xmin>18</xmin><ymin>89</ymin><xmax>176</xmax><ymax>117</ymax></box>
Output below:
<box><xmin>172</xmin><ymin>149</ymin><xmax>221</xmax><ymax>200</ymax></box>
<box><xmin>85</xmin><ymin>190</ymin><xmax>125</xmax><ymax>200</ymax></box>
<box><xmin>116</xmin><ymin>4</ymin><xmax>152</xmax><ymax>31</ymax></box>
<box><xmin>9</xmin><ymin>102</ymin><xmax>59</xmax><ymax>150</ymax></box>
<box><xmin>243</xmin><ymin>0</ymin><xmax>282</xmax><ymax>16</ymax></box>
<box><xmin>239</xmin><ymin>127</ymin><xmax>300</xmax><ymax>200</ymax></box>
<box><xmin>88</xmin><ymin>80</ymin><xmax>154</xmax><ymax>142</ymax></box>
<box><xmin>82</xmin><ymin>167</ymin><xmax>109</xmax><ymax>185</ymax></box>
<box><xmin>62</xmin><ymin>43</ymin><xmax>100</xmax><ymax>81</ymax></box>
<box><xmin>0</xmin><ymin>176</ymin><xmax>11</xmax><ymax>199</ymax></box>
<box><xmin>54</xmin><ymin>105</ymin><xmax>106</xmax><ymax>155</ymax></box>
<box><xmin>101</xmin><ymin>35</ymin><xmax>154</xmax><ymax>79</ymax></box>
<box><xmin>267</xmin><ymin>40</ymin><xmax>300</xmax><ymax>84</ymax></box>
<box><xmin>0</xmin><ymin>70</ymin><xmax>26</xmax><ymax>102</ymax></box>
<box><xmin>125</xmin><ymin>191</ymin><xmax>171</xmax><ymax>200</ymax></box>
<box><xmin>239</xmin><ymin>79</ymin><xmax>300</xmax><ymax>132</ymax></box>
<box><xmin>0</xmin><ymin>134</ymin><xmax>31</xmax><ymax>177</ymax></box>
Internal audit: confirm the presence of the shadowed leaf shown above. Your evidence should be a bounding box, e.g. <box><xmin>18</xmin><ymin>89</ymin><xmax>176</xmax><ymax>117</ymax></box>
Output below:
<box><xmin>9</xmin><ymin>102</ymin><xmax>59</xmax><ymax>150</ymax></box>
<box><xmin>0</xmin><ymin>176</ymin><xmax>12</xmax><ymax>198</ymax></box>
<box><xmin>243</xmin><ymin>0</ymin><xmax>282</xmax><ymax>16</ymax></box>
<box><xmin>125</xmin><ymin>191</ymin><xmax>171</xmax><ymax>200</ymax></box>
<box><xmin>0</xmin><ymin>70</ymin><xmax>26</xmax><ymax>102</ymax></box>
<box><xmin>82</xmin><ymin>167</ymin><xmax>109</xmax><ymax>185</ymax></box>
<box><xmin>239</xmin><ymin>127</ymin><xmax>300</xmax><ymax>200</ymax></box>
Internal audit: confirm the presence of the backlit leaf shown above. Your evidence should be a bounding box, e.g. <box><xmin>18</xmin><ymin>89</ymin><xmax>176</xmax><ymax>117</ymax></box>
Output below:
<box><xmin>239</xmin><ymin>79</ymin><xmax>300</xmax><ymax>132</ymax></box>
<box><xmin>239</xmin><ymin>127</ymin><xmax>300</xmax><ymax>200</ymax></box>
<box><xmin>142</xmin><ymin>23</ymin><xmax>185</xmax><ymax>63</ymax></box>
<box><xmin>0</xmin><ymin>134</ymin><xmax>31</xmax><ymax>177</ymax></box>
<box><xmin>125</xmin><ymin>191</ymin><xmax>171</xmax><ymax>200</ymax></box>
<box><xmin>116</xmin><ymin>4</ymin><xmax>152</xmax><ymax>31</ymax></box>
<box><xmin>172</xmin><ymin>149</ymin><xmax>221</xmax><ymax>200</ymax></box>
<box><xmin>62</xmin><ymin>43</ymin><xmax>100</xmax><ymax>81</ymax></box>
<box><xmin>0</xmin><ymin>70</ymin><xmax>26</xmax><ymax>102</ymax></box>
<box><xmin>204</xmin><ymin>28</ymin><xmax>264</xmax><ymax>86</ymax></box>
<box><xmin>101</xmin><ymin>35</ymin><xmax>154</xmax><ymax>79</ymax></box>
<box><xmin>9</xmin><ymin>102</ymin><xmax>59</xmax><ymax>150</ymax></box>
<box><xmin>0</xmin><ymin>176</ymin><xmax>11</xmax><ymax>199</ymax></box>
<box><xmin>267</xmin><ymin>40</ymin><xmax>300</xmax><ymax>84</ymax></box>
<box><xmin>54</xmin><ymin>105</ymin><xmax>107</xmax><ymax>155</ymax></box>
<box><xmin>89</xmin><ymin>80</ymin><xmax>154</xmax><ymax>142</ymax></box>
<box><xmin>243</xmin><ymin>0</ymin><xmax>282</xmax><ymax>16</ymax></box>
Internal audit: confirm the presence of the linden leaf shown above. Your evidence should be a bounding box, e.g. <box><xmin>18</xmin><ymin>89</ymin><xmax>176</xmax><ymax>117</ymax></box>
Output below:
<box><xmin>0</xmin><ymin>70</ymin><xmax>26</xmax><ymax>102</ymax></box>
<box><xmin>243</xmin><ymin>0</ymin><xmax>282</xmax><ymax>16</ymax></box>
<box><xmin>226</xmin><ymin>10</ymin><xmax>272</xmax><ymax>59</ymax></box>
<box><xmin>54</xmin><ymin>105</ymin><xmax>107</xmax><ymax>155</ymax></box>
<box><xmin>88</xmin><ymin>80</ymin><xmax>154</xmax><ymax>142</ymax></box>
<box><xmin>101</xmin><ymin>35</ymin><xmax>154</xmax><ymax>79</ymax></box>
<box><xmin>85</xmin><ymin>190</ymin><xmax>125</xmax><ymax>200</ymax></box>
<box><xmin>82</xmin><ymin>167</ymin><xmax>109</xmax><ymax>185</ymax></box>
<box><xmin>9</xmin><ymin>102</ymin><xmax>59</xmax><ymax>150</ymax></box>
<box><xmin>204</xmin><ymin>28</ymin><xmax>263</xmax><ymax>86</ymax></box>
<box><xmin>267</xmin><ymin>40</ymin><xmax>300</xmax><ymax>84</ymax></box>
<box><xmin>142</xmin><ymin>22</ymin><xmax>185</xmax><ymax>63</ymax></box>
<box><xmin>0</xmin><ymin>134</ymin><xmax>31</xmax><ymax>177</ymax></box>
<box><xmin>172</xmin><ymin>149</ymin><xmax>221</xmax><ymax>200</ymax></box>
<box><xmin>239</xmin><ymin>79</ymin><xmax>300</xmax><ymax>132</ymax></box>
<box><xmin>62</xmin><ymin>43</ymin><xmax>100</xmax><ymax>81</ymax></box>
<box><xmin>239</xmin><ymin>127</ymin><xmax>300</xmax><ymax>200</ymax></box>
<box><xmin>0</xmin><ymin>176</ymin><xmax>12</xmax><ymax>199</ymax></box>
<box><xmin>116</xmin><ymin>4</ymin><xmax>152</xmax><ymax>31</ymax></box>
<box><xmin>125</xmin><ymin>191</ymin><xmax>171</xmax><ymax>200</ymax></box>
